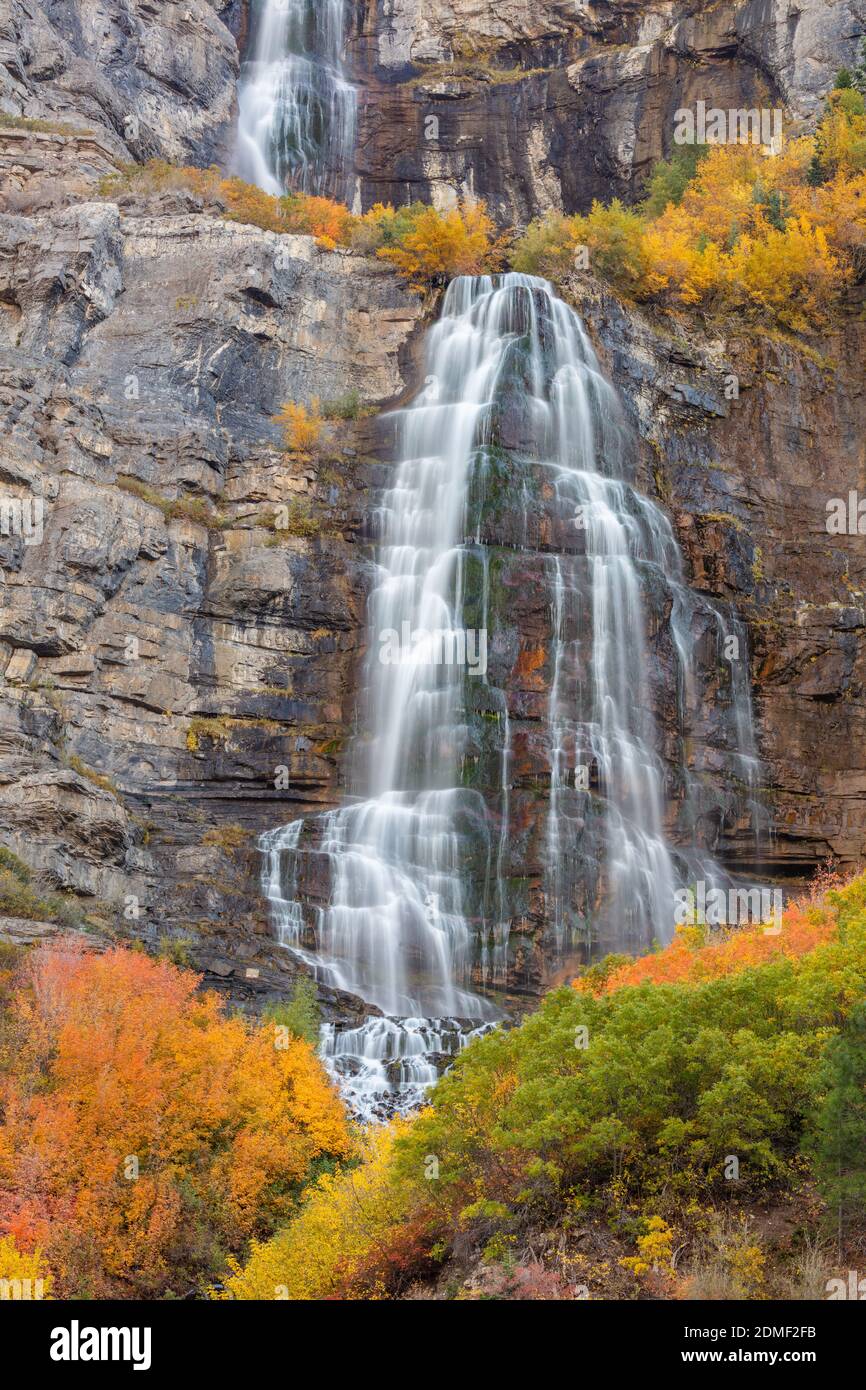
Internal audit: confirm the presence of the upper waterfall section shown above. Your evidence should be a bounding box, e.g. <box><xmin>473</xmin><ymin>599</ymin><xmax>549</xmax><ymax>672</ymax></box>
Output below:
<box><xmin>235</xmin><ymin>0</ymin><xmax>356</xmax><ymax>203</ymax></box>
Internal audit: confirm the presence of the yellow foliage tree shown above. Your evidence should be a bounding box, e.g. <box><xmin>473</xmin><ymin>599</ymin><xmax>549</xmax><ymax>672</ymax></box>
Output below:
<box><xmin>677</xmin><ymin>144</ymin><xmax>763</xmax><ymax>243</ymax></box>
<box><xmin>725</xmin><ymin>215</ymin><xmax>842</xmax><ymax>330</ymax></box>
<box><xmin>574</xmin><ymin>199</ymin><xmax>664</xmax><ymax>297</ymax></box>
<box><xmin>278</xmin><ymin>192</ymin><xmax>355</xmax><ymax>247</ymax></box>
<box><xmin>218</xmin><ymin>176</ymin><xmax>287</xmax><ymax>233</ymax></box>
<box><xmin>800</xmin><ymin>170</ymin><xmax>866</xmax><ymax>268</ymax></box>
<box><xmin>510</xmin><ymin>108</ymin><xmax>866</xmax><ymax>329</ymax></box>
<box><xmin>641</xmin><ymin>204</ymin><xmax>704</xmax><ymax>303</ymax></box>
<box><xmin>222</xmin><ymin>1120</ymin><xmax>418</xmax><ymax>1301</ymax></box>
<box><xmin>0</xmin><ymin>1234</ymin><xmax>53</xmax><ymax>1298</ymax></box>
<box><xmin>378</xmin><ymin>201</ymin><xmax>499</xmax><ymax>286</ymax></box>
<box><xmin>813</xmin><ymin>89</ymin><xmax>866</xmax><ymax>178</ymax></box>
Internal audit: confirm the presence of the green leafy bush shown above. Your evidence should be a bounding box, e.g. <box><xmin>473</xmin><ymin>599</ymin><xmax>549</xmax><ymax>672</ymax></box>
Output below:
<box><xmin>263</xmin><ymin>977</ymin><xmax>321</xmax><ymax>1047</ymax></box>
<box><xmin>642</xmin><ymin>145</ymin><xmax>709</xmax><ymax>217</ymax></box>
<box><xmin>394</xmin><ymin>875</ymin><xmax>866</xmax><ymax>1209</ymax></box>
<box><xmin>808</xmin><ymin>1001</ymin><xmax>866</xmax><ymax>1229</ymax></box>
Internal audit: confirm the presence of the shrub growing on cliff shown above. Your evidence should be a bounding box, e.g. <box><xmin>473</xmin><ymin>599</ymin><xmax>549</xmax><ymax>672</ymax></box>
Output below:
<box><xmin>277</xmin><ymin>191</ymin><xmax>355</xmax><ymax>247</ymax></box>
<box><xmin>510</xmin><ymin>211</ymin><xmax>585</xmax><ymax>280</ymax></box>
<box><xmin>811</xmin><ymin>88</ymin><xmax>866</xmax><ymax>182</ymax></box>
<box><xmin>511</xmin><ymin>101</ymin><xmax>866</xmax><ymax>330</ymax></box>
<box><xmin>0</xmin><ymin>847</ymin><xmax>82</xmax><ymax>927</ymax></box>
<box><xmin>322</xmin><ymin>388</ymin><xmax>365</xmax><ymax>420</ymax></box>
<box><xmin>375</xmin><ymin>201</ymin><xmax>501</xmax><ymax>286</ymax></box>
<box><xmin>642</xmin><ymin>144</ymin><xmax>710</xmax><ymax>217</ymax></box>
<box><xmin>274</xmin><ymin>399</ymin><xmax>324</xmax><ymax>454</ymax></box>
<box><xmin>512</xmin><ymin>200</ymin><xmax>659</xmax><ymax>298</ymax></box>
<box><xmin>98</xmin><ymin>161</ymin><xmax>354</xmax><ymax>245</ymax></box>
<box><xmin>98</xmin><ymin>163</ymin><xmax>501</xmax><ymax>284</ymax></box>
<box><xmin>0</xmin><ymin>941</ymin><xmax>350</xmax><ymax>1297</ymax></box>
<box><xmin>219</xmin><ymin>175</ymin><xmax>287</xmax><ymax>233</ymax></box>
<box><xmin>349</xmin><ymin>201</ymin><xmax>429</xmax><ymax>254</ymax></box>
<box><xmin>579</xmin><ymin>198</ymin><xmax>661</xmax><ymax>294</ymax></box>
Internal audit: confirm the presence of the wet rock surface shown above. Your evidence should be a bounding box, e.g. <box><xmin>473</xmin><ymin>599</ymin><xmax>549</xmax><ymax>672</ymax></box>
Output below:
<box><xmin>569</xmin><ymin>276</ymin><xmax>866</xmax><ymax>881</ymax></box>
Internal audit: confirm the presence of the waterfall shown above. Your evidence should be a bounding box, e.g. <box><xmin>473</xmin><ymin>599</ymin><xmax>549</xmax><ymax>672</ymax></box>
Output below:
<box><xmin>235</xmin><ymin>0</ymin><xmax>356</xmax><ymax>201</ymax></box>
<box><xmin>261</xmin><ymin>273</ymin><xmax>761</xmax><ymax>1119</ymax></box>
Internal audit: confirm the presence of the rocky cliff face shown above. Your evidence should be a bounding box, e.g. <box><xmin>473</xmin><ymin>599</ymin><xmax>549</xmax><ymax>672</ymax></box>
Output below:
<box><xmin>0</xmin><ymin>128</ymin><xmax>423</xmax><ymax>1009</ymax></box>
<box><xmin>0</xmin><ymin>0</ymin><xmax>244</xmax><ymax>164</ymax></box>
<box><xmin>350</xmin><ymin>0</ymin><xmax>866</xmax><ymax>219</ymax></box>
<box><xmin>0</xmin><ymin>0</ymin><xmax>863</xmax><ymax>1013</ymax></box>
<box><xmin>4</xmin><ymin>1</ymin><xmax>863</xmax><ymax>218</ymax></box>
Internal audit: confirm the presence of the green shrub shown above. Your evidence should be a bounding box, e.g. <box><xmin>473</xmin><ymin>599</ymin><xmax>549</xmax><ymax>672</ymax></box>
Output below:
<box><xmin>263</xmin><ymin>976</ymin><xmax>321</xmax><ymax>1046</ymax></box>
<box><xmin>0</xmin><ymin>115</ymin><xmax>90</xmax><ymax>136</ymax></box>
<box><xmin>322</xmin><ymin>389</ymin><xmax>365</xmax><ymax>421</ymax></box>
<box><xmin>348</xmin><ymin>201</ymin><xmax>429</xmax><ymax>254</ymax></box>
<box><xmin>117</xmin><ymin>475</ymin><xmax>224</xmax><ymax>528</ymax></box>
<box><xmin>0</xmin><ymin>862</ymin><xmax>83</xmax><ymax>927</ymax></box>
<box><xmin>510</xmin><ymin>212</ymin><xmax>584</xmax><ymax>280</ymax></box>
<box><xmin>578</xmin><ymin>199</ymin><xmax>655</xmax><ymax>294</ymax></box>
<box><xmin>156</xmin><ymin>933</ymin><xmax>195</xmax><ymax>969</ymax></box>
<box><xmin>265</xmin><ymin>498</ymin><xmax>324</xmax><ymax>540</ymax></box>
<box><xmin>807</xmin><ymin>1001</ymin><xmax>866</xmax><ymax>1232</ymax></box>
<box><xmin>0</xmin><ymin>847</ymin><xmax>31</xmax><ymax>884</ymax></box>
<box><xmin>642</xmin><ymin>145</ymin><xmax>709</xmax><ymax>218</ymax></box>
<box><xmin>394</xmin><ymin>877</ymin><xmax>866</xmax><ymax>1212</ymax></box>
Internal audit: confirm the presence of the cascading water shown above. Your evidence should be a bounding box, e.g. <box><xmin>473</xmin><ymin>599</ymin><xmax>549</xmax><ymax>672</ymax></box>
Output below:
<box><xmin>262</xmin><ymin>273</ymin><xmax>761</xmax><ymax>1119</ymax></box>
<box><xmin>235</xmin><ymin>0</ymin><xmax>356</xmax><ymax>201</ymax></box>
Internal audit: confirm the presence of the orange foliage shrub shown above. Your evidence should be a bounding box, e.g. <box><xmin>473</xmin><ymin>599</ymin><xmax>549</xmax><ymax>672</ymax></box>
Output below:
<box><xmin>0</xmin><ymin>941</ymin><xmax>349</xmax><ymax>1298</ymax></box>
<box><xmin>99</xmin><ymin>162</ymin><xmax>355</xmax><ymax>246</ymax></box>
<box><xmin>217</xmin><ymin>175</ymin><xmax>287</xmax><ymax>233</ymax></box>
<box><xmin>576</xmin><ymin>895</ymin><xmax>839</xmax><ymax>996</ymax></box>
<box><xmin>277</xmin><ymin>192</ymin><xmax>355</xmax><ymax>248</ymax></box>
<box><xmin>215</xmin><ymin>178</ymin><xmax>355</xmax><ymax>246</ymax></box>
<box><xmin>100</xmin><ymin>164</ymin><xmax>501</xmax><ymax>286</ymax></box>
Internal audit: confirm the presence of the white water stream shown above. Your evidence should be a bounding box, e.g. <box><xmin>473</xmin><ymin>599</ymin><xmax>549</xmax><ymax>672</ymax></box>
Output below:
<box><xmin>235</xmin><ymin>0</ymin><xmax>356</xmax><ymax>200</ymax></box>
<box><xmin>261</xmin><ymin>274</ymin><xmax>760</xmax><ymax>1119</ymax></box>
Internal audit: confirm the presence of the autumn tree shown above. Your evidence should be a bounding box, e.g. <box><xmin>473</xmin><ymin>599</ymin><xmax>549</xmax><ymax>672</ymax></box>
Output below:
<box><xmin>0</xmin><ymin>941</ymin><xmax>349</xmax><ymax>1298</ymax></box>
<box><xmin>377</xmin><ymin>201</ymin><xmax>500</xmax><ymax>286</ymax></box>
<box><xmin>510</xmin><ymin>119</ymin><xmax>865</xmax><ymax>329</ymax></box>
<box><xmin>222</xmin><ymin>1121</ymin><xmax>421</xmax><ymax>1301</ymax></box>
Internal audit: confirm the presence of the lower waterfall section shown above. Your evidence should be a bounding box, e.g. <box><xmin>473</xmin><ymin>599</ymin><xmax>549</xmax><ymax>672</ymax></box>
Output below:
<box><xmin>261</xmin><ymin>274</ymin><xmax>762</xmax><ymax>1120</ymax></box>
